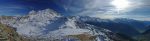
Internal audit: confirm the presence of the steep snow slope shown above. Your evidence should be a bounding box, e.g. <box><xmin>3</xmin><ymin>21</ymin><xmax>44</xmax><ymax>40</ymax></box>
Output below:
<box><xmin>43</xmin><ymin>17</ymin><xmax>113</xmax><ymax>41</ymax></box>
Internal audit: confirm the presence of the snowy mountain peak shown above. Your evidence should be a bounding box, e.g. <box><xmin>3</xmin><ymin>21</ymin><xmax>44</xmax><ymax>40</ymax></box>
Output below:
<box><xmin>28</xmin><ymin>9</ymin><xmax>61</xmax><ymax>17</ymax></box>
<box><xmin>28</xmin><ymin>10</ymin><xmax>37</xmax><ymax>15</ymax></box>
<box><xmin>0</xmin><ymin>9</ymin><xmax>61</xmax><ymax>36</ymax></box>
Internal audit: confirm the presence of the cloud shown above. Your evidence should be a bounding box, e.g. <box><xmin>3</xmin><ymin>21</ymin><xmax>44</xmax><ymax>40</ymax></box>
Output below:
<box><xmin>0</xmin><ymin>5</ymin><xmax>28</xmax><ymax>16</ymax></box>
<box><xmin>123</xmin><ymin>15</ymin><xmax>150</xmax><ymax>21</ymax></box>
<box><xmin>61</xmin><ymin>0</ymin><xmax>114</xmax><ymax>15</ymax></box>
<box><xmin>59</xmin><ymin>0</ymin><xmax>150</xmax><ymax>20</ymax></box>
<box><xmin>63</xmin><ymin>0</ymin><xmax>127</xmax><ymax>15</ymax></box>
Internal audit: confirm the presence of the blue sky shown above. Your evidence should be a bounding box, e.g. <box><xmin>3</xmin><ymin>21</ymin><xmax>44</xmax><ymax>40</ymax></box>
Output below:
<box><xmin>0</xmin><ymin>0</ymin><xmax>149</xmax><ymax>21</ymax></box>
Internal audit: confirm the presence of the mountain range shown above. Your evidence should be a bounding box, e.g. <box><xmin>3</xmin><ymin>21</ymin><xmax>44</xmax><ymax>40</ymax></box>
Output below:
<box><xmin>0</xmin><ymin>9</ymin><xmax>150</xmax><ymax>41</ymax></box>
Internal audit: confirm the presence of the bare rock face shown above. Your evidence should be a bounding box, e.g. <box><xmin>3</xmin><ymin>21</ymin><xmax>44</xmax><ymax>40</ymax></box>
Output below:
<box><xmin>0</xmin><ymin>23</ymin><xmax>27</xmax><ymax>41</ymax></box>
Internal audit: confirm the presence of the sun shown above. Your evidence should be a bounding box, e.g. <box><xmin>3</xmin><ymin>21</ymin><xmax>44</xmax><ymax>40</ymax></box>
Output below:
<box><xmin>111</xmin><ymin>0</ymin><xmax>130</xmax><ymax>10</ymax></box>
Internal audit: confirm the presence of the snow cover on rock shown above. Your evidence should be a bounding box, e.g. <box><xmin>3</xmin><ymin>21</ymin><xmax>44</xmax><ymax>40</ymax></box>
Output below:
<box><xmin>0</xmin><ymin>9</ymin><xmax>61</xmax><ymax>36</ymax></box>
<box><xmin>0</xmin><ymin>9</ymin><xmax>115</xmax><ymax>41</ymax></box>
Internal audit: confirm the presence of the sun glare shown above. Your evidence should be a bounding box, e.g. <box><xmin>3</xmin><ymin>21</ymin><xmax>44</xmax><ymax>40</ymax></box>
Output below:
<box><xmin>111</xmin><ymin>0</ymin><xmax>130</xmax><ymax>10</ymax></box>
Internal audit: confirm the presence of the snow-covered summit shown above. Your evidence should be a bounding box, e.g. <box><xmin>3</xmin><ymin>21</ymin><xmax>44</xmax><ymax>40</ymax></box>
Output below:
<box><xmin>0</xmin><ymin>9</ymin><xmax>61</xmax><ymax>36</ymax></box>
